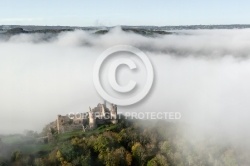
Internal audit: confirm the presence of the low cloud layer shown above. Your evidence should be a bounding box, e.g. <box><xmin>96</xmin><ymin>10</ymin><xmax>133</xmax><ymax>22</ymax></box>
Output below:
<box><xmin>0</xmin><ymin>28</ymin><xmax>250</xmax><ymax>148</ymax></box>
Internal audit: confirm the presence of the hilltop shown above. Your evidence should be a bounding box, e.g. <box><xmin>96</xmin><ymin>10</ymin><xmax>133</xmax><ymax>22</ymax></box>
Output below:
<box><xmin>0</xmin><ymin>117</ymin><xmax>249</xmax><ymax>166</ymax></box>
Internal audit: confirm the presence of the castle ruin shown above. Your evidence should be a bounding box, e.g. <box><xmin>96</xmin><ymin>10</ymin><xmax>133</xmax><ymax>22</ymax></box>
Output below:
<box><xmin>88</xmin><ymin>102</ymin><xmax>118</xmax><ymax>129</ymax></box>
<box><xmin>49</xmin><ymin>102</ymin><xmax>118</xmax><ymax>134</ymax></box>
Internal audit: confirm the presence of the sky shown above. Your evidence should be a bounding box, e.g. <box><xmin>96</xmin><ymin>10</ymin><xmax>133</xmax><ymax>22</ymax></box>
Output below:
<box><xmin>0</xmin><ymin>0</ymin><xmax>249</xmax><ymax>26</ymax></box>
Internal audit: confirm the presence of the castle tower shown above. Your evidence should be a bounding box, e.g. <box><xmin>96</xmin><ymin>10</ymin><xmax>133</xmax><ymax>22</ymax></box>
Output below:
<box><xmin>101</xmin><ymin>104</ymin><xmax>106</xmax><ymax>119</ymax></box>
<box><xmin>89</xmin><ymin>107</ymin><xmax>96</xmax><ymax>129</ymax></box>
<box><xmin>110</xmin><ymin>104</ymin><xmax>118</xmax><ymax>124</ymax></box>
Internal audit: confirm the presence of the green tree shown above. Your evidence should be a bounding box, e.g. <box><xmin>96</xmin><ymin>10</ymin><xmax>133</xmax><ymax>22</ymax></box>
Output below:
<box><xmin>147</xmin><ymin>154</ymin><xmax>169</xmax><ymax>166</ymax></box>
<box><xmin>11</xmin><ymin>150</ymin><xmax>22</xmax><ymax>162</ymax></box>
<box><xmin>132</xmin><ymin>142</ymin><xmax>147</xmax><ymax>165</ymax></box>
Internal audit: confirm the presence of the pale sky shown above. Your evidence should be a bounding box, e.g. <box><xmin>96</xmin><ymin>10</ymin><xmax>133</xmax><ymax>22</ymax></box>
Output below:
<box><xmin>0</xmin><ymin>0</ymin><xmax>249</xmax><ymax>26</ymax></box>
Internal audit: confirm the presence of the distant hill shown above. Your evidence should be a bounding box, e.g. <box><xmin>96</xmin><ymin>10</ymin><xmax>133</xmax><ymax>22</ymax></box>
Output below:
<box><xmin>0</xmin><ymin>26</ymin><xmax>173</xmax><ymax>37</ymax></box>
<box><xmin>1</xmin><ymin>24</ymin><xmax>250</xmax><ymax>31</ymax></box>
<box><xmin>1</xmin><ymin>24</ymin><xmax>250</xmax><ymax>39</ymax></box>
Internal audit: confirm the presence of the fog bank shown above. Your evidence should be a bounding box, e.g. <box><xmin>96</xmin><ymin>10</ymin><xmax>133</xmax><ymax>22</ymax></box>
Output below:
<box><xmin>0</xmin><ymin>28</ymin><xmax>250</xmax><ymax>148</ymax></box>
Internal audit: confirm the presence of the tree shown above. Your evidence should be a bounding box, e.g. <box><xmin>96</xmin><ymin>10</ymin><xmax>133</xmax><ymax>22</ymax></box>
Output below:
<box><xmin>147</xmin><ymin>154</ymin><xmax>169</xmax><ymax>166</ymax></box>
<box><xmin>24</xmin><ymin>130</ymin><xmax>38</xmax><ymax>138</ymax></box>
<box><xmin>131</xmin><ymin>142</ymin><xmax>147</xmax><ymax>165</ymax></box>
<box><xmin>105</xmin><ymin>147</ymin><xmax>132</xmax><ymax>166</ymax></box>
<box><xmin>11</xmin><ymin>151</ymin><xmax>22</xmax><ymax>162</ymax></box>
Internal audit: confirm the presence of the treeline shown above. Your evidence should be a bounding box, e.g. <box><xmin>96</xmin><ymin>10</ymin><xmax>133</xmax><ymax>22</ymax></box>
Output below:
<box><xmin>0</xmin><ymin>118</ymin><xmax>249</xmax><ymax>166</ymax></box>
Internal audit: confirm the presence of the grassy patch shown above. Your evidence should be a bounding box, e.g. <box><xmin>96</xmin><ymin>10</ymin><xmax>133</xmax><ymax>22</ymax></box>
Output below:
<box><xmin>57</xmin><ymin>130</ymin><xmax>84</xmax><ymax>142</ymax></box>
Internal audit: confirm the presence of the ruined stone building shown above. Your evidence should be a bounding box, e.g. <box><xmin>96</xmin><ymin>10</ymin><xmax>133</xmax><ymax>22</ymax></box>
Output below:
<box><xmin>48</xmin><ymin>102</ymin><xmax>118</xmax><ymax>134</ymax></box>
<box><xmin>88</xmin><ymin>103</ymin><xmax>118</xmax><ymax>129</ymax></box>
<box><xmin>56</xmin><ymin>114</ymin><xmax>83</xmax><ymax>134</ymax></box>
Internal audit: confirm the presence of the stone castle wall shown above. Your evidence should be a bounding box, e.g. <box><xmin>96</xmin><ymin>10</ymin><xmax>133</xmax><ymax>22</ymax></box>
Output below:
<box><xmin>47</xmin><ymin>103</ymin><xmax>118</xmax><ymax>135</ymax></box>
